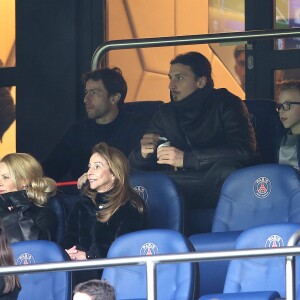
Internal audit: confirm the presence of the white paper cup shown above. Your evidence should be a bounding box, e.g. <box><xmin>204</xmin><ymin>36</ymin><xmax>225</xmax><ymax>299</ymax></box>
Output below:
<box><xmin>157</xmin><ymin>141</ymin><xmax>171</xmax><ymax>149</ymax></box>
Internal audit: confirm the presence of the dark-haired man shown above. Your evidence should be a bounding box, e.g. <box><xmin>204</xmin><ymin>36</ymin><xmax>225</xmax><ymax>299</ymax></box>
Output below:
<box><xmin>43</xmin><ymin>67</ymin><xmax>148</xmax><ymax>181</ymax></box>
<box><xmin>0</xmin><ymin>59</ymin><xmax>15</xmax><ymax>142</ymax></box>
<box><xmin>73</xmin><ymin>279</ymin><xmax>115</xmax><ymax>300</ymax></box>
<box><xmin>129</xmin><ymin>52</ymin><xmax>257</xmax><ymax>233</ymax></box>
<box><xmin>234</xmin><ymin>45</ymin><xmax>246</xmax><ymax>91</ymax></box>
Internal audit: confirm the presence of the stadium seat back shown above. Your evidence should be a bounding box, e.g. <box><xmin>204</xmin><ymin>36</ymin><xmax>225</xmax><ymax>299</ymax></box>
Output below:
<box><xmin>130</xmin><ymin>171</ymin><xmax>185</xmax><ymax>232</ymax></box>
<box><xmin>213</xmin><ymin>164</ymin><xmax>300</xmax><ymax>232</ymax></box>
<box><xmin>224</xmin><ymin>223</ymin><xmax>300</xmax><ymax>297</ymax></box>
<box><xmin>11</xmin><ymin>240</ymin><xmax>71</xmax><ymax>300</ymax></box>
<box><xmin>102</xmin><ymin>229</ymin><xmax>197</xmax><ymax>300</ymax></box>
<box><xmin>48</xmin><ymin>195</ymin><xmax>66</xmax><ymax>243</ymax></box>
<box><xmin>190</xmin><ymin>164</ymin><xmax>300</xmax><ymax>297</ymax></box>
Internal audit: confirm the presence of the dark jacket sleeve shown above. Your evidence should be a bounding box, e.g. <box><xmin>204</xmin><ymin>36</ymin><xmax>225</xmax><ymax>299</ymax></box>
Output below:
<box><xmin>129</xmin><ymin>111</ymin><xmax>167</xmax><ymax>171</ymax></box>
<box><xmin>59</xmin><ymin>201</ymin><xmax>81</xmax><ymax>249</ymax></box>
<box><xmin>86</xmin><ymin>203</ymin><xmax>147</xmax><ymax>259</ymax></box>
<box><xmin>0</xmin><ymin>191</ymin><xmax>57</xmax><ymax>242</ymax></box>
<box><xmin>114</xmin><ymin>204</ymin><xmax>147</xmax><ymax>238</ymax></box>
<box><xmin>184</xmin><ymin>98</ymin><xmax>257</xmax><ymax>170</ymax></box>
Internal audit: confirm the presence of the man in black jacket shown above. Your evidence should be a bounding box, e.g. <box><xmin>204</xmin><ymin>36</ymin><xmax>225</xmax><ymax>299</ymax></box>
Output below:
<box><xmin>129</xmin><ymin>52</ymin><xmax>257</xmax><ymax>233</ymax></box>
<box><xmin>43</xmin><ymin>67</ymin><xmax>149</xmax><ymax>182</ymax></box>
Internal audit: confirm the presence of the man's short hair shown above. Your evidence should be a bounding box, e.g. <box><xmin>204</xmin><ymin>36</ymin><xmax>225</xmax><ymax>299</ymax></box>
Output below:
<box><xmin>82</xmin><ymin>67</ymin><xmax>127</xmax><ymax>108</ymax></box>
<box><xmin>234</xmin><ymin>45</ymin><xmax>245</xmax><ymax>59</ymax></box>
<box><xmin>73</xmin><ymin>279</ymin><xmax>116</xmax><ymax>300</ymax></box>
<box><xmin>170</xmin><ymin>51</ymin><xmax>214</xmax><ymax>87</ymax></box>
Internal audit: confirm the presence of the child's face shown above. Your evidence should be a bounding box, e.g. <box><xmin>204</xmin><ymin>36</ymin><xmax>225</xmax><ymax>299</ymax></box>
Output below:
<box><xmin>278</xmin><ymin>88</ymin><xmax>300</xmax><ymax>134</ymax></box>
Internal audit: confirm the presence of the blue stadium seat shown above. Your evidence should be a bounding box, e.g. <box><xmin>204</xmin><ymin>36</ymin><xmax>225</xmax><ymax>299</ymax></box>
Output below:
<box><xmin>213</xmin><ymin>164</ymin><xmax>300</xmax><ymax>231</ymax></box>
<box><xmin>200</xmin><ymin>223</ymin><xmax>300</xmax><ymax>299</ymax></box>
<box><xmin>11</xmin><ymin>240</ymin><xmax>71</xmax><ymax>300</ymax></box>
<box><xmin>189</xmin><ymin>163</ymin><xmax>300</xmax><ymax>296</ymax></box>
<box><xmin>48</xmin><ymin>195</ymin><xmax>66</xmax><ymax>243</ymax></box>
<box><xmin>130</xmin><ymin>171</ymin><xmax>185</xmax><ymax>232</ymax></box>
<box><xmin>102</xmin><ymin>229</ymin><xmax>198</xmax><ymax>300</ymax></box>
<box><xmin>244</xmin><ymin>99</ymin><xmax>282</xmax><ymax>163</ymax></box>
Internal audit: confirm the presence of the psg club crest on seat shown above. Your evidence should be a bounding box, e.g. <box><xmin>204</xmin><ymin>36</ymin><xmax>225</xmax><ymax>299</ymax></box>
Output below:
<box><xmin>133</xmin><ymin>185</ymin><xmax>148</xmax><ymax>203</ymax></box>
<box><xmin>17</xmin><ymin>252</ymin><xmax>35</xmax><ymax>265</ymax></box>
<box><xmin>253</xmin><ymin>177</ymin><xmax>272</xmax><ymax>198</ymax></box>
<box><xmin>265</xmin><ymin>235</ymin><xmax>284</xmax><ymax>248</ymax></box>
<box><xmin>140</xmin><ymin>242</ymin><xmax>159</xmax><ymax>256</ymax></box>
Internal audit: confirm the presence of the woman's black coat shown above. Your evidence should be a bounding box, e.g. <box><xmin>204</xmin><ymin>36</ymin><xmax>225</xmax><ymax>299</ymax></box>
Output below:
<box><xmin>60</xmin><ymin>194</ymin><xmax>147</xmax><ymax>259</ymax></box>
<box><xmin>0</xmin><ymin>191</ymin><xmax>57</xmax><ymax>243</ymax></box>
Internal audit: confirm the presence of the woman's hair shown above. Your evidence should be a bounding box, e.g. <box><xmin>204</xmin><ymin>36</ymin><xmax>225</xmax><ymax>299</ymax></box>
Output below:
<box><xmin>83</xmin><ymin>143</ymin><xmax>145</xmax><ymax>222</ymax></box>
<box><xmin>1</xmin><ymin>153</ymin><xmax>57</xmax><ymax>206</ymax></box>
<box><xmin>278</xmin><ymin>79</ymin><xmax>300</xmax><ymax>93</ymax></box>
<box><xmin>0</xmin><ymin>219</ymin><xmax>20</xmax><ymax>293</ymax></box>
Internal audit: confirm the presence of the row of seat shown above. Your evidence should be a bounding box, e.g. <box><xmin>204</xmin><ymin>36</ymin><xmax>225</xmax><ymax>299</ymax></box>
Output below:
<box><xmin>48</xmin><ymin>163</ymin><xmax>300</xmax><ymax>297</ymax></box>
<box><xmin>53</xmin><ymin>163</ymin><xmax>300</xmax><ymax>243</ymax></box>
<box><xmin>129</xmin><ymin>163</ymin><xmax>300</xmax><ymax>297</ymax></box>
<box><xmin>105</xmin><ymin>223</ymin><xmax>300</xmax><ymax>299</ymax></box>
<box><xmin>191</xmin><ymin>163</ymin><xmax>300</xmax><ymax>296</ymax></box>
<box><xmin>10</xmin><ymin>223</ymin><xmax>300</xmax><ymax>300</ymax></box>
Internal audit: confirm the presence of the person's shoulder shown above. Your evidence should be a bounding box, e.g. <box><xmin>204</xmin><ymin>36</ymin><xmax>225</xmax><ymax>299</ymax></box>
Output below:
<box><xmin>59</xmin><ymin>119</ymin><xmax>97</xmax><ymax>144</ymax></box>
<box><xmin>213</xmin><ymin>88</ymin><xmax>241</xmax><ymax>102</ymax></box>
<box><xmin>152</xmin><ymin>101</ymin><xmax>173</xmax><ymax>117</ymax></box>
<box><xmin>117</xmin><ymin>111</ymin><xmax>151</xmax><ymax>128</ymax></box>
<box><xmin>119</xmin><ymin>110</ymin><xmax>145</xmax><ymax>120</ymax></box>
<box><xmin>115</xmin><ymin>200</ymin><xmax>134</xmax><ymax>214</ymax></box>
<box><xmin>1</xmin><ymin>191</ymin><xmax>30</xmax><ymax>206</ymax></box>
<box><xmin>211</xmin><ymin>88</ymin><xmax>244</xmax><ymax>112</ymax></box>
<box><xmin>69</xmin><ymin>194</ymin><xmax>95</xmax><ymax>214</ymax></box>
<box><xmin>67</xmin><ymin>119</ymin><xmax>95</xmax><ymax>132</ymax></box>
<box><xmin>125</xmin><ymin>198</ymin><xmax>146</xmax><ymax>214</ymax></box>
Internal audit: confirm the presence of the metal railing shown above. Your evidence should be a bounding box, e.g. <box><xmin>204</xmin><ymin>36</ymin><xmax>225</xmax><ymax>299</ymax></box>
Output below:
<box><xmin>286</xmin><ymin>230</ymin><xmax>300</xmax><ymax>299</ymax></box>
<box><xmin>1</xmin><ymin>241</ymin><xmax>300</xmax><ymax>299</ymax></box>
<box><xmin>91</xmin><ymin>28</ymin><xmax>300</xmax><ymax>70</ymax></box>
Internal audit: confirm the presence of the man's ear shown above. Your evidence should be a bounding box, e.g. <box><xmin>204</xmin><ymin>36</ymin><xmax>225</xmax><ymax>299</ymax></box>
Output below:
<box><xmin>197</xmin><ymin>76</ymin><xmax>207</xmax><ymax>88</ymax></box>
<box><xmin>111</xmin><ymin>93</ymin><xmax>121</xmax><ymax>104</ymax></box>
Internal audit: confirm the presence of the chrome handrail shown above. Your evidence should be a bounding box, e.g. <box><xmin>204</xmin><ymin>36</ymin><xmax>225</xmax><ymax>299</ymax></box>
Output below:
<box><xmin>286</xmin><ymin>230</ymin><xmax>300</xmax><ymax>300</ymax></box>
<box><xmin>92</xmin><ymin>28</ymin><xmax>300</xmax><ymax>70</ymax></box>
<box><xmin>1</xmin><ymin>246</ymin><xmax>300</xmax><ymax>300</ymax></box>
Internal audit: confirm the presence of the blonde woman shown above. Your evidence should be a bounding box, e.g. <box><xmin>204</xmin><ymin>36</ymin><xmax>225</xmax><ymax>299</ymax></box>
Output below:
<box><xmin>0</xmin><ymin>153</ymin><xmax>57</xmax><ymax>242</ymax></box>
<box><xmin>61</xmin><ymin>142</ymin><xmax>147</xmax><ymax>284</ymax></box>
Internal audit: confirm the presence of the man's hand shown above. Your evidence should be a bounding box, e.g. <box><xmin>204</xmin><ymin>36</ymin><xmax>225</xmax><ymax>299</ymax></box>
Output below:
<box><xmin>157</xmin><ymin>146</ymin><xmax>184</xmax><ymax>168</ymax></box>
<box><xmin>141</xmin><ymin>133</ymin><xmax>160</xmax><ymax>158</ymax></box>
